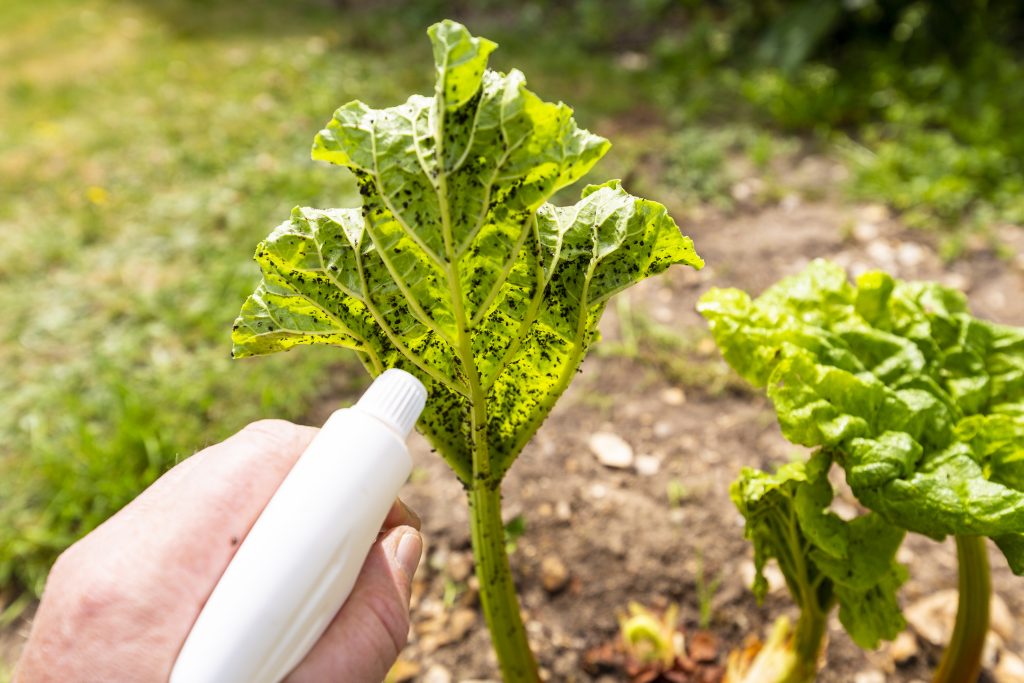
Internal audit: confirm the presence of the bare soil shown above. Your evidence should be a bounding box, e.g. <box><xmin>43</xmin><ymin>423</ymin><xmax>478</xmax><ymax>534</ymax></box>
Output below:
<box><xmin>342</xmin><ymin>167</ymin><xmax>1024</xmax><ymax>682</ymax></box>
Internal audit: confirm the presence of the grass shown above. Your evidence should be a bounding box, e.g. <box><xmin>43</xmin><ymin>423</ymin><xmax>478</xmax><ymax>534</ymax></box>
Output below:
<box><xmin>0</xmin><ymin>0</ymin><xmax>426</xmax><ymax>601</ymax></box>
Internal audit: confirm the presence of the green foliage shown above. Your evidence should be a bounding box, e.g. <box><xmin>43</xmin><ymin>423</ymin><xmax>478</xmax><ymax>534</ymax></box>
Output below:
<box><xmin>701</xmin><ymin>260</ymin><xmax>1024</xmax><ymax>563</ymax></box>
<box><xmin>233</xmin><ymin>20</ymin><xmax>703</xmax><ymax>485</ymax></box>
<box><xmin>699</xmin><ymin>260</ymin><xmax>1024</xmax><ymax>666</ymax></box>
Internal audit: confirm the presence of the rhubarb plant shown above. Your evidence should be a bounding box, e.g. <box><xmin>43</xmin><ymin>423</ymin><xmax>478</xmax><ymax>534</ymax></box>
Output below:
<box><xmin>232</xmin><ymin>21</ymin><xmax>703</xmax><ymax>681</ymax></box>
<box><xmin>700</xmin><ymin>260</ymin><xmax>1024</xmax><ymax>683</ymax></box>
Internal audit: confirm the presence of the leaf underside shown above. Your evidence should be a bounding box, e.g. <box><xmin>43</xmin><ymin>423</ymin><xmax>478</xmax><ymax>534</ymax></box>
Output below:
<box><xmin>700</xmin><ymin>259</ymin><xmax>1024</xmax><ymax>574</ymax></box>
<box><xmin>733</xmin><ymin>452</ymin><xmax>907</xmax><ymax>649</ymax></box>
<box><xmin>233</xmin><ymin>21</ymin><xmax>703</xmax><ymax>484</ymax></box>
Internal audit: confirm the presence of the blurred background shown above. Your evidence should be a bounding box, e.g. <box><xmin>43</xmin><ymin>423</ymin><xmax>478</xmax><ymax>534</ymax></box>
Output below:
<box><xmin>2</xmin><ymin>0</ymin><xmax>1023</xmax><ymax>679</ymax></box>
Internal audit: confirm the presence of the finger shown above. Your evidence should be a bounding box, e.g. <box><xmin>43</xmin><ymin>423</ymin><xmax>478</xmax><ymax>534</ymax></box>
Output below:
<box><xmin>382</xmin><ymin>498</ymin><xmax>421</xmax><ymax>531</ymax></box>
<box><xmin>285</xmin><ymin>526</ymin><xmax>423</xmax><ymax>683</ymax></box>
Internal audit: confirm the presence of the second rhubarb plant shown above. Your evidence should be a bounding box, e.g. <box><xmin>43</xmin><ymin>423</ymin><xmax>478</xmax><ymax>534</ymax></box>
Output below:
<box><xmin>700</xmin><ymin>260</ymin><xmax>1024</xmax><ymax>683</ymax></box>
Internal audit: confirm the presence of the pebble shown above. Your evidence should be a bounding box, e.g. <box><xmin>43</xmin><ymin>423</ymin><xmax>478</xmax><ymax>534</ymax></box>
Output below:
<box><xmin>995</xmin><ymin>651</ymin><xmax>1024</xmax><ymax>683</ymax></box>
<box><xmin>422</xmin><ymin>664</ymin><xmax>452</xmax><ymax>683</ymax></box>
<box><xmin>540</xmin><ymin>555</ymin><xmax>571</xmax><ymax>593</ymax></box>
<box><xmin>853</xmin><ymin>671</ymin><xmax>885</xmax><ymax>683</ymax></box>
<box><xmin>990</xmin><ymin>593</ymin><xmax>1016</xmax><ymax>641</ymax></box>
<box><xmin>555</xmin><ymin>500</ymin><xmax>572</xmax><ymax>521</ymax></box>
<box><xmin>588</xmin><ymin>432</ymin><xmax>634</xmax><ymax>469</ymax></box>
<box><xmin>889</xmin><ymin>631</ymin><xmax>919</xmax><ymax>665</ymax></box>
<box><xmin>905</xmin><ymin>590</ymin><xmax>1015</xmax><ymax>647</ymax></box>
<box><xmin>653</xmin><ymin>420</ymin><xmax>674</xmax><ymax>438</ymax></box>
<box><xmin>659</xmin><ymin>386</ymin><xmax>686</xmax><ymax>406</ymax></box>
<box><xmin>895</xmin><ymin>241</ymin><xmax>926</xmax><ymax>268</ymax></box>
<box><xmin>634</xmin><ymin>454</ymin><xmax>661</xmax><ymax>477</ymax></box>
<box><xmin>780</xmin><ymin>193</ymin><xmax>801</xmax><ymax>212</ymax></box>
<box><xmin>445</xmin><ymin>552</ymin><xmax>473</xmax><ymax>583</ymax></box>
<box><xmin>859</xmin><ymin>203</ymin><xmax>890</xmax><ymax>223</ymax></box>
<box><xmin>447</xmin><ymin>607</ymin><xmax>477</xmax><ymax>643</ymax></box>
<box><xmin>941</xmin><ymin>271</ymin><xmax>971</xmax><ymax>292</ymax></box>
<box><xmin>739</xmin><ymin>560</ymin><xmax>786</xmax><ymax>594</ymax></box>
<box><xmin>904</xmin><ymin>589</ymin><xmax>956</xmax><ymax>645</ymax></box>
<box><xmin>852</xmin><ymin>220</ymin><xmax>880</xmax><ymax>242</ymax></box>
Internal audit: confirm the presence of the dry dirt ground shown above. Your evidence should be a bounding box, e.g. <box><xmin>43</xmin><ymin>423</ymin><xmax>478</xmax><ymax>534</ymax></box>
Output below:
<box><xmin>346</xmin><ymin>158</ymin><xmax>1024</xmax><ymax>682</ymax></box>
<box><xmin>2</xmin><ymin>158</ymin><xmax>1023</xmax><ymax>682</ymax></box>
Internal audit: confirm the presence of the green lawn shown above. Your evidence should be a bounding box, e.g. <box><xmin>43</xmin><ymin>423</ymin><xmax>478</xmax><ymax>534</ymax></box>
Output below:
<box><xmin>0</xmin><ymin>0</ymin><xmax>423</xmax><ymax>601</ymax></box>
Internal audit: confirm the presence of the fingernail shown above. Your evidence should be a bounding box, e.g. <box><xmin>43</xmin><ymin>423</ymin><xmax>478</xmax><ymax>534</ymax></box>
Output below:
<box><xmin>399</xmin><ymin>498</ymin><xmax>422</xmax><ymax>529</ymax></box>
<box><xmin>394</xmin><ymin>529</ymin><xmax>422</xmax><ymax>581</ymax></box>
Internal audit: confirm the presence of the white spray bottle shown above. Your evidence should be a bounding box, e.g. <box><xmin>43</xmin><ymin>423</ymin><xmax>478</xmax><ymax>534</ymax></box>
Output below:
<box><xmin>170</xmin><ymin>368</ymin><xmax>427</xmax><ymax>683</ymax></box>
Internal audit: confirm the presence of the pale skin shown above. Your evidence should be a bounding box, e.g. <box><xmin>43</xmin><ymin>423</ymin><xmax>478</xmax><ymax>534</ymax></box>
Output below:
<box><xmin>14</xmin><ymin>420</ymin><xmax>423</xmax><ymax>683</ymax></box>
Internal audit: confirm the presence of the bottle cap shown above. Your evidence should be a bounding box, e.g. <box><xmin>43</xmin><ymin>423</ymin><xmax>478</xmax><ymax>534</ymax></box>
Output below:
<box><xmin>355</xmin><ymin>369</ymin><xmax>427</xmax><ymax>438</ymax></box>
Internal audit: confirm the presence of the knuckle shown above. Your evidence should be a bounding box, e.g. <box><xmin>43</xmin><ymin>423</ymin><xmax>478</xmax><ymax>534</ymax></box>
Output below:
<box><xmin>236</xmin><ymin>419</ymin><xmax>314</xmax><ymax>453</ymax></box>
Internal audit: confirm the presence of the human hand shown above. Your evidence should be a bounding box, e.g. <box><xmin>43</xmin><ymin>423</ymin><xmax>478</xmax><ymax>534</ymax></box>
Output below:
<box><xmin>15</xmin><ymin>420</ymin><xmax>423</xmax><ymax>683</ymax></box>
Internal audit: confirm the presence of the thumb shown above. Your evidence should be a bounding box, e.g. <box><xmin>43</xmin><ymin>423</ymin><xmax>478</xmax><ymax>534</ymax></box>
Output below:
<box><xmin>285</xmin><ymin>526</ymin><xmax>423</xmax><ymax>683</ymax></box>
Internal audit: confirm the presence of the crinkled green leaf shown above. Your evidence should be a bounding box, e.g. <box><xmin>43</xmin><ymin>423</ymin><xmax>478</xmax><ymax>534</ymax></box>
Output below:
<box><xmin>233</xmin><ymin>21</ymin><xmax>703</xmax><ymax>484</ymax></box>
<box><xmin>731</xmin><ymin>452</ymin><xmax>906</xmax><ymax>649</ymax></box>
<box><xmin>699</xmin><ymin>259</ymin><xmax>1024</xmax><ymax>574</ymax></box>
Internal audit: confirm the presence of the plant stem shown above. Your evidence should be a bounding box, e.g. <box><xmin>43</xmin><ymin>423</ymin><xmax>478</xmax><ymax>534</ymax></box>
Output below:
<box><xmin>468</xmin><ymin>482</ymin><xmax>540</xmax><ymax>682</ymax></box>
<box><xmin>791</xmin><ymin>604</ymin><xmax>828</xmax><ymax>683</ymax></box>
<box><xmin>934</xmin><ymin>535</ymin><xmax>990</xmax><ymax>683</ymax></box>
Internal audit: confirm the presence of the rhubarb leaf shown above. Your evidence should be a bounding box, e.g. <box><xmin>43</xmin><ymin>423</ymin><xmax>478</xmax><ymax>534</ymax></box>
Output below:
<box><xmin>233</xmin><ymin>21</ymin><xmax>703</xmax><ymax>484</ymax></box>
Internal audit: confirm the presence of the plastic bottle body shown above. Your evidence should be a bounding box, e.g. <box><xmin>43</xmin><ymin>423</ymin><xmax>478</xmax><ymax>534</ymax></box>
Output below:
<box><xmin>169</xmin><ymin>406</ymin><xmax>413</xmax><ymax>683</ymax></box>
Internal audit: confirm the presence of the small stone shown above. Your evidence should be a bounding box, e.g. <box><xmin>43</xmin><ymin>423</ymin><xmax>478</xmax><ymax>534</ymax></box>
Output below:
<box><xmin>651</xmin><ymin>305</ymin><xmax>673</xmax><ymax>323</ymax></box>
<box><xmin>905</xmin><ymin>589</ymin><xmax>957</xmax><ymax>646</ymax></box>
<box><xmin>859</xmin><ymin>203</ymin><xmax>890</xmax><ymax>223</ymax></box>
<box><xmin>866</xmin><ymin>239</ymin><xmax>895</xmax><ymax>266</ymax></box>
<box><xmin>780</xmin><ymin>193</ymin><xmax>801</xmax><ymax>212</ymax></box>
<box><xmin>422</xmin><ymin>664</ymin><xmax>452</xmax><ymax>683</ymax></box>
<box><xmin>589</xmin><ymin>432</ymin><xmax>634</xmax><ymax>469</ymax></box>
<box><xmin>852</xmin><ymin>220</ymin><xmax>880</xmax><ymax>242</ymax></box>
<box><xmin>941</xmin><ymin>272</ymin><xmax>971</xmax><ymax>292</ymax></box>
<box><xmin>739</xmin><ymin>560</ymin><xmax>786</xmax><ymax>594</ymax></box>
<box><xmin>635</xmin><ymin>454</ymin><xmax>661</xmax><ymax>477</ymax></box>
<box><xmin>995</xmin><ymin>651</ymin><xmax>1024</xmax><ymax>683</ymax></box>
<box><xmin>555</xmin><ymin>500</ymin><xmax>572</xmax><ymax>521</ymax></box>
<box><xmin>447</xmin><ymin>607</ymin><xmax>477</xmax><ymax>643</ymax></box>
<box><xmin>540</xmin><ymin>555</ymin><xmax>570</xmax><ymax>593</ymax></box>
<box><xmin>653</xmin><ymin>420</ymin><xmax>674</xmax><ymax>438</ymax></box>
<box><xmin>990</xmin><ymin>593</ymin><xmax>1016</xmax><ymax>642</ymax></box>
<box><xmin>895</xmin><ymin>241</ymin><xmax>926</xmax><ymax>268</ymax></box>
<box><xmin>445</xmin><ymin>552</ymin><xmax>473</xmax><ymax>583</ymax></box>
<box><xmin>587</xmin><ymin>482</ymin><xmax>608</xmax><ymax>500</ymax></box>
<box><xmin>889</xmin><ymin>631</ymin><xmax>919</xmax><ymax>665</ymax></box>
<box><xmin>660</xmin><ymin>386</ymin><xmax>686</xmax><ymax>406</ymax></box>
<box><xmin>553</xmin><ymin>651</ymin><xmax>578</xmax><ymax>677</ymax></box>
<box><xmin>854</xmin><ymin>671</ymin><xmax>885</xmax><ymax>683</ymax></box>
<box><xmin>983</xmin><ymin>632</ymin><xmax>1003</xmax><ymax>669</ymax></box>
<box><xmin>731</xmin><ymin>181</ymin><xmax>754</xmax><ymax>203</ymax></box>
